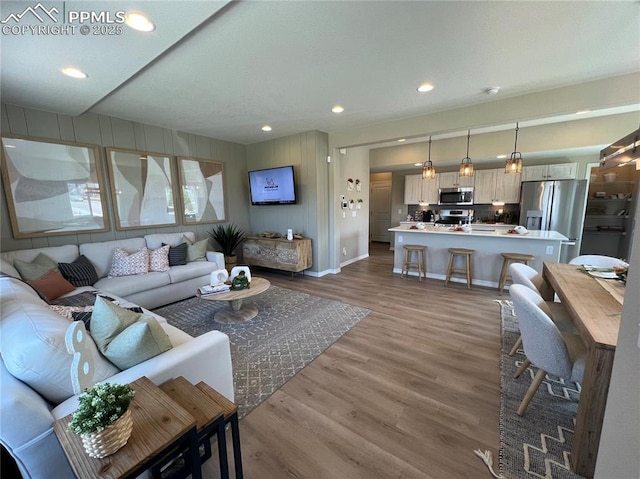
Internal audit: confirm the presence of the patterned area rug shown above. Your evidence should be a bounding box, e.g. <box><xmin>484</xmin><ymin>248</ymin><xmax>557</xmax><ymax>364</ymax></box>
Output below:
<box><xmin>496</xmin><ymin>299</ymin><xmax>584</xmax><ymax>479</ymax></box>
<box><xmin>153</xmin><ymin>285</ymin><xmax>370</xmax><ymax>419</ymax></box>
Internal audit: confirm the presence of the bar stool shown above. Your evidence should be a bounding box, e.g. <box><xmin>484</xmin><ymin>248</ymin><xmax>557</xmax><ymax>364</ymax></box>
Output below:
<box><xmin>498</xmin><ymin>252</ymin><xmax>535</xmax><ymax>294</ymax></box>
<box><xmin>445</xmin><ymin>248</ymin><xmax>474</xmax><ymax>289</ymax></box>
<box><xmin>401</xmin><ymin>245</ymin><xmax>427</xmax><ymax>281</ymax></box>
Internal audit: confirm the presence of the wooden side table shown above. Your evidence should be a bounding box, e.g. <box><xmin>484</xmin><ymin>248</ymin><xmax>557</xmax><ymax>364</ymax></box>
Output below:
<box><xmin>53</xmin><ymin>377</ymin><xmax>201</xmax><ymax>479</ymax></box>
<box><xmin>155</xmin><ymin>377</ymin><xmax>228</xmax><ymax>479</ymax></box>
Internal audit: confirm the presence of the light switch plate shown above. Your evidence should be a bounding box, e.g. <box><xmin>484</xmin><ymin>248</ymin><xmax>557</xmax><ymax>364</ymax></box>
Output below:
<box><xmin>546</xmin><ymin>245</ymin><xmax>553</xmax><ymax>255</ymax></box>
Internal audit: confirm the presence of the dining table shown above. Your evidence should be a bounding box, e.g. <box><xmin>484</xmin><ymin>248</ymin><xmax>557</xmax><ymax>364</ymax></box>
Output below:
<box><xmin>542</xmin><ymin>262</ymin><xmax>624</xmax><ymax>479</ymax></box>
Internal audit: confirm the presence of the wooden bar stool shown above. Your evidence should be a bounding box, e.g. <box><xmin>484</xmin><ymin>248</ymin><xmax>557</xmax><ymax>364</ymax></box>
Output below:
<box><xmin>445</xmin><ymin>248</ymin><xmax>474</xmax><ymax>289</ymax></box>
<box><xmin>401</xmin><ymin>245</ymin><xmax>427</xmax><ymax>281</ymax></box>
<box><xmin>498</xmin><ymin>252</ymin><xmax>535</xmax><ymax>294</ymax></box>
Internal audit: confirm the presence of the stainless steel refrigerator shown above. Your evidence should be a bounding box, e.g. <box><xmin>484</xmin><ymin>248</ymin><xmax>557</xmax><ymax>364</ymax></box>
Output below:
<box><xmin>519</xmin><ymin>180</ymin><xmax>588</xmax><ymax>263</ymax></box>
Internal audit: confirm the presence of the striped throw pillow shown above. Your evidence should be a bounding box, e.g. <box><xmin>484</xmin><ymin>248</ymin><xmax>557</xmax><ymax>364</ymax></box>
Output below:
<box><xmin>58</xmin><ymin>255</ymin><xmax>99</xmax><ymax>286</ymax></box>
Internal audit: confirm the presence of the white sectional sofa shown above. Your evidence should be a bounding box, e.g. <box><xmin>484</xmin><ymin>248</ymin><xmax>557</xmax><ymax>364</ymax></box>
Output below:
<box><xmin>0</xmin><ymin>232</ymin><xmax>234</xmax><ymax>479</ymax></box>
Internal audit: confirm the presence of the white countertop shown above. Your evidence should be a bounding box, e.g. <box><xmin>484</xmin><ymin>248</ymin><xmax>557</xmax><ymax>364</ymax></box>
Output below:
<box><xmin>388</xmin><ymin>225</ymin><xmax>568</xmax><ymax>241</ymax></box>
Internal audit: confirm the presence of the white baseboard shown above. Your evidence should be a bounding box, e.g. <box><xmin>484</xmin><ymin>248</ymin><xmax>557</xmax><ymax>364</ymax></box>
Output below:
<box><xmin>340</xmin><ymin>253</ymin><xmax>369</xmax><ymax>268</ymax></box>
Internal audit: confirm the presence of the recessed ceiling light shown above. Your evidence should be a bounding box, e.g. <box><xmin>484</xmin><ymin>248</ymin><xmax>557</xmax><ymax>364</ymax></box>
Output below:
<box><xmin>125</xmin><ymin>11</ymin><xmax>155</xmax><ymax>32</ymax></box>
<box><xmin>60</xmin><ymin>67</ymin><xmax>87</xmax><ymax>79</ymax></box>
<box><xmin>414</xmin><ymin>163</ymin><xmax>422</xmax><ymax>167</ymax></box>
<box><xmin>576</xmin><ymin>110</ymin><xmax>591</xmax><ymax>115</ymax></box>
<box><xmin>484</xmin><ymin>87</ymin><xmax>500</xmax><ymax>95</ymax></box>
<box><xmin>261</xmin><ymin>125</ymin><xmax>272</xmax><ymax>132</ymax></box>
<box><xmin>497</xmin><ymin>154</ymin><xmax>507</xmax><ymax>159</ymax></box>
<box><xmin>417</xmin><ymin>82</ymin><xmax>434</xmax><ymax>93</ymax></box>
<box><xmin>331</xmin><ymin>105</ymin><xmax>344</xmax><ymax>113</ymax></box>
<box><xmin>398</xmin><ymin>138</ymin><xmax>407</xmax><ymax>142</ymax></box>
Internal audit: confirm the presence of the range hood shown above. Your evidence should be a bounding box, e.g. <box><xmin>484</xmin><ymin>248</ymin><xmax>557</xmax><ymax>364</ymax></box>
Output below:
<box><xmin>599</xmin><ymin>128</ymin><xmax>640</xmax><ymax>171</ymax></box>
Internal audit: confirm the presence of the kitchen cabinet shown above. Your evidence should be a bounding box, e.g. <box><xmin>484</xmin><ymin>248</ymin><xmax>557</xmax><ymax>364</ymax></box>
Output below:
<box><xmin>438</xmin><ymin>171</ymin><xmax>474</xmax><ymax>188</ymax></box>
<box><xmin>521</xmin><ymin>162</ymin><xmax>577</xmax><ymax>182</ymax></box>
<box><xmin>404</xmin><ymin>174</ymin><xmax>439</xmax><ymax>205</ymax></box>
<box><xmin>474</xmin><ymin>169</ymin><xmax>521</xmax><ymax>204</ymax></box>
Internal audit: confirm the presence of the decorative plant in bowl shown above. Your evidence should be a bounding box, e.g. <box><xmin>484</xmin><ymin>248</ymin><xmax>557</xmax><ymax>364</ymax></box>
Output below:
<box><xmin>208</xmin><ymin>223</ymin><xmax>247</xmax><ymax>271</ymax></box>
<box><xmin>68</xmin><ymin>383</ymin><xmax>135</xmax><ymax>458</ymax></box>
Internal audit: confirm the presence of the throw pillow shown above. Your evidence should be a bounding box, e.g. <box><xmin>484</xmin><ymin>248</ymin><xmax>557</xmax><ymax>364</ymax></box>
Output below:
<box><xmin>58</xmin><ymin>255</ymin><xmax>99</xmax><ymax>287</ymax></box>
<box><xmin>89</xmin><ymin>295</ymin><xmax>141</xmax><ymax>349</ymax></box>
<box><xmin>186</xmin><ymin>238</ymin><xmax>208</xmax><ymax>262</ymax></box>
<box><xmin>48</xmin><ymin>304</ymin><xmax>93</xmax><ymax>321</ymax></box>
<box><xmin>164</xmin><ymin>242</ymin><xmax>188</xmax><ymax>266</ymax></box>
<box><xmin>108</xmin><ymin>247</ymin><xmax>150</xmax><ymax>278</ymax></box>
<box><xmin>149</xmin><ymin>245</ymin><xmax>170</xmax><ymax>272</ymax></box>
<box><xmin>13</xmin><ymin>253</ymin><xmax>60</xmax><ymax>281</ymax></box>
<box><xmin>70</xmin><ymin>306</ymin><xmax>143</xmax><ymax>331</ymax></box>
<box><xmin>27</xmin><ymin>270</ymin><xmax>75</xmax><ymax>301</ymax></box>
<box><xmin>89</xmin><ymin>296</ymin><xmax>172</xmax><ymax>369</ymax></box>
<box><xmin>100</xmin><ymin>315</ymin><xmax>172</xmax><ymax>370</ymax></box>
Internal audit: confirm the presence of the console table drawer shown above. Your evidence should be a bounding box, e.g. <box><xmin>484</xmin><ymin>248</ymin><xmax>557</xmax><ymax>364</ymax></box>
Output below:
<box><xmin>243</xmin><ymin>237</ymin><xmax>312</xmax><ymax>273</ymax></box>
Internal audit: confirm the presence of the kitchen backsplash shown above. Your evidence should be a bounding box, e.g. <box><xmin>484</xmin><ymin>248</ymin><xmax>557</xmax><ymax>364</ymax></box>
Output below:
<box><xmin>407</xmin><ymin>204</ymin><xmax>520</xmax><ymax>224</ymax></box>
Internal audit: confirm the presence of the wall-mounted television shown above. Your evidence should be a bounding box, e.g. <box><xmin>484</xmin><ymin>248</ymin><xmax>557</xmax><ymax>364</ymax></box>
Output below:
<box><xmin>248</xmin><ymin>165</ymin><xmax>297</xmax><ymax>205</ymax></box>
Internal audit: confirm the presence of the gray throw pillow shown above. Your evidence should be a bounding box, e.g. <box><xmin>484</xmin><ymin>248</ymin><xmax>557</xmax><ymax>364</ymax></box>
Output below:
<box><xmin>13</xmin><ymin>253</ymin><xmax>60</xmax><ymax>281</ymax></box>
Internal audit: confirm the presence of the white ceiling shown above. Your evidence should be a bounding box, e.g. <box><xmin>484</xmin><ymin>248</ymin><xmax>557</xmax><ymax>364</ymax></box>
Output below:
<box><xmin>1</xmin><ymin>1</ymin><xmax>639</xmax><ymax>146</ymax></box>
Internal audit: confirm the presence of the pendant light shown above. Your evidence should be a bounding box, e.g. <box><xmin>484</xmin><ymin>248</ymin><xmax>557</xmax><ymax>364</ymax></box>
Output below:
<box><xmin>505</xmin><ymin>122</ymin><xmax>523</xmax><ymax>174</ymax></box>
<box><xmin>459</xmin><ymin>130</ymin><xmax>474</xmax><ymax>177</ymax></box>
<box><xmin>422</xmin><ymin>136</ymin><xmax>436</xmax><ymax>179</ymax></box>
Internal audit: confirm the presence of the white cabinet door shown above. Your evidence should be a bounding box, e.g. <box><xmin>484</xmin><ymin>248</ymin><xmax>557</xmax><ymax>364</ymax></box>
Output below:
<box><xmin>421</xmin><ymin>175</ymin><xmax>440</xmax><ymax>205</ymax></box>
<box><xmin>546</xmin><ymin>163</ymin><xmax>577</xmax><ymax>180</ymax></box>
<box><xmin>521</xmin><ymin>165</ymin><xmax>548</xmax><ymax>182</ymax></box>
<box><xmin>438</xmin><ymin>172</ymin><xmax>458</xmax><ymax>188</ymax></box>
<box><xmin>404</xmin><ymin>174</ymin><xmax>423</xmax><ymax>204</ymax></box>
<box><xmin>522</xmin><ymin>163</ymin><xmax>577</xmax><ymax>181</ymax></box>
<box><xmin>457</xmin><ymin>174</ymin><xmax>474</xmax><ymax>187</ymax></box>
<box><xmin>495</xmin><ymin>171</ymin><xmax>522</xmax><ymax>203</ymax></box>
<box><xmin>473</xmin><ymin>170</ymin><xmax>496</xmax><ymax>203</ymax></box>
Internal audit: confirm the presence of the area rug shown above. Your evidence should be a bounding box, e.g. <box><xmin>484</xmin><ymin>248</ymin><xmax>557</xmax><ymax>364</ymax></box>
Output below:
<box><xmin>153</xmin><ymin>286</ymin><xmax>370</xmax><ymax>419</ymax></box>
<box><xmin>485</xmin><ymin>299</ymin><xmax>584</xmax><ymax>479</ymax></box>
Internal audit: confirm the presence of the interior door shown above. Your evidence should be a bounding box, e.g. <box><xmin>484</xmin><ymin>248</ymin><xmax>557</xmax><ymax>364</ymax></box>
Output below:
<box><xmin>370</xmin><ymin>181</ymin><xmax>392</xmax><ymax>242</ymax></box>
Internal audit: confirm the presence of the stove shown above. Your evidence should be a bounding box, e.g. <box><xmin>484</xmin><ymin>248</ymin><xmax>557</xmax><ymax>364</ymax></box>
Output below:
<box><xmin>436</xmin><ymin>209</ymin><xmax>474</xmax><ymax>225</ymax></box>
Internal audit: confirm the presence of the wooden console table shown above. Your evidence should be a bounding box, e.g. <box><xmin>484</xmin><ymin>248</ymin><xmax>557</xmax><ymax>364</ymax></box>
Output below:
<box><xmin>242</xmin><ymin>236</ymin><xmax>312</xmax><ymax>276</ymax></box>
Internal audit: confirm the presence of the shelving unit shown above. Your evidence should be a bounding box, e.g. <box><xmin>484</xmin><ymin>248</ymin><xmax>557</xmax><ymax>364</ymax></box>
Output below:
<box><xmin>581</xmin><ymin>166</ymin><xmax>637</xmax><ymax>258</ymax></box>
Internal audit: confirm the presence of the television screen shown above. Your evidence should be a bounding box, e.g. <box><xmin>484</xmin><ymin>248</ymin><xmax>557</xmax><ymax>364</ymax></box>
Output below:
<box><xmin>248</xmin><ymin>165</ymin><xmax>297</xmax><ymax>205</ymax></box>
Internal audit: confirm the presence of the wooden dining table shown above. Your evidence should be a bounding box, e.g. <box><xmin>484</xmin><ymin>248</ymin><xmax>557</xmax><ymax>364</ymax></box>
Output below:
<box><xmin>542</xmin><ymin>262</ymin><xmax>624</xmax><ymax>479</ymax></box>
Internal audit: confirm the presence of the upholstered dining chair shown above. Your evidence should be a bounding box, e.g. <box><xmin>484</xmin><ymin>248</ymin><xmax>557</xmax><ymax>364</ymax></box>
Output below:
<box><xmin>507</xmin><ymin>263</ymin><xmax>574</xmax><ymax>357</ymax></box>
<box><xmin>568</xmin><ymin>254</ymin><xmax>628</xmax><ymax>268</ymax></box>
<box><xmin>509</xmin><ymin>284</ymin><xmax>587</xmax><ymax>416</ymax></box>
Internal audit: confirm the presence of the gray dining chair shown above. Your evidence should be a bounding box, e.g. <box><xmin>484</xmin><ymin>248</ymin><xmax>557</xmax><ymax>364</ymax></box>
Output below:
<box><xmin>509</xmin><ymin>284</ymin><xmax>587</xmax><ymax>416</ymax></box>
<box><xmin>568</xmin><ymin>255</ymin><xmax>628</xmax><ymax>268</ymax></box>
<box><xmin>507</xmin><ymin>263</ymin><xmax>574</xmax><ymax>357</ymax></box>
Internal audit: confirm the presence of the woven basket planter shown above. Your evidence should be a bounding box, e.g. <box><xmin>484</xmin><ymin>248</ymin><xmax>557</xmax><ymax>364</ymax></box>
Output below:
<box><xmin>81</xmin><ymin>409</ymin><xmax>133</xmax><ymax>458</ymax></box>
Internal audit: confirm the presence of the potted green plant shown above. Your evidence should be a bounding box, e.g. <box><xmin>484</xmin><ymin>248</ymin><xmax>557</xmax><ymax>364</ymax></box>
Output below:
<box><xmin>68</xmin><ymin>383</ymin><xmax>135</xmax><ymax>458</ymax></box>
<box><xmin>208</xmin><ymin>223</ymin><xmax>247</xmax><ymax>271</ymax></box>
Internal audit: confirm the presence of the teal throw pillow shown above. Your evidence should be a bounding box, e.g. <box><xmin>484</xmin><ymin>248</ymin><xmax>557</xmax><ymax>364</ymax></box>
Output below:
<box><xmin>14</xmin><ymin>253</ymin><xmax>60</xmax><ymax>281</ymax></box>
<box><xmin>90</xmin><ymin>295</ymin><xmax>141</xmax><ymax>351</ymax></box>
<box><xmin>101</xmin><ymin>316</ymin><xmax>172</xmax><ymax>370</ymax></box>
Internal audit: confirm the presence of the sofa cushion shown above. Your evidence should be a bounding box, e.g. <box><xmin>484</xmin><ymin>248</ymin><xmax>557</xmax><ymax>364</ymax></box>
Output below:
<box><xmin>144</xmin><ymin>232</ymin><xmax>195</xmax><ymax>250</ymax></box>
<box><xmin>167</xmin><ymin>261</ymin><xmax>220</xmax><ymax>284</ymax></box>
<box><xmin>0</xmin><ymin>258</ymin><xmax>20</xmax><ymax>277</ymax></box>
<box><xmin>80</xmin><ymin>238</ymin><xmax>146</xmax><ymax>278</ymax></box>
<box><xmin>149</xmin><ymin>245</ymin><xmax>170</xmax><ymax>272</ymax></box>
<box><xmin>58</xmin><ymin>255</ymin><xmax>99</xmax><ymax>287</ymax></box>
<box><xmin>89</xmin><ymin>296</ymin><xmax>172</xmax><ymax>370</ymax></box>
<box><xmin>27</xmin><ymin>270</ymin><xmax>76</xmax><ymax>301</ymax></box>
<box><xmin>94</xmin><ymin>271</ymin><xmax>171</xmax><ymax>297</ymax></box>
<box><xmin>165</xmin><ymin>242</ymin><xmax>188</xmax><ymax>266</ymax></box>
<box><xmin>1</xmin><ymin>302</ymin><xmax>119</xmax><ymax>404</ymax></box>
<box><xmin>0</xmin><ymin>244</ymin><xmax>79</xmax><ymax>269</ymax></box>
<box><xmin>108</xmin><ymin>247</ymin><xmax>150</xmax><ymax>277</ymax></box>
<box><xmin>13</xmin><ymin>253</ymin><xmax>59</xmax><ymax>281</ymax></box>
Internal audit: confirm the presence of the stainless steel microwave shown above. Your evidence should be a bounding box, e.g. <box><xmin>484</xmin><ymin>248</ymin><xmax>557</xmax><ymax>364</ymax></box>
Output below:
<box><xmin>438</xmin><ymin>187</ymin><xmax>474</xmax><ymax>206</ymax></box>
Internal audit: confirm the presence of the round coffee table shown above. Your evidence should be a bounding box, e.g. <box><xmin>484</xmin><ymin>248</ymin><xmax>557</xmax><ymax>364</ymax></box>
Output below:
<box><xmin>197</xmin><ymin>277</ymin><xmax>271</xmax><ymax>324</ymax></box>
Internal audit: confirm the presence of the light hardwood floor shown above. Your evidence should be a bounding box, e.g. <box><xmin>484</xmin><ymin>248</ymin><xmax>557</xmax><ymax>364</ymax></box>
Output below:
<box><xmin>204</xmin><ymin>242</ymin><xmax>502</xmax><ymax>478</ymax></box>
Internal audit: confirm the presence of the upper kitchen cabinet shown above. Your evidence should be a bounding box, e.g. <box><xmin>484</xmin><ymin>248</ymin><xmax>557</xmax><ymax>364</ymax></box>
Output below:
<box><xmin>521</xmin><ymin>162</ymin><xmax>577</xmax><ymax>182</ymax></box>
<box><xmin>439</xmin><ymin>171</ymin><xmax>474</xmax><ymax>188</ymax></box>
<box><xmin>474</xmin><ymin>169</ymin><xmax>521</xmax><ymax>204</ymax></box>
<box><xmin>404</xmin><ymin>174</ymin><xmax>440</xmax><ymax>205</ymax></box>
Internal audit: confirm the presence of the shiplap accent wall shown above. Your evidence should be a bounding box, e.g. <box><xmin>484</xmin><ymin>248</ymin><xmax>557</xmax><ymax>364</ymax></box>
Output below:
<box><xmin>246</xmin><ymin>131</ymin><xmax>328</xmax><ymax>274</ymax></box>
<box><xmin>0</xmin><ymin>103</ymin><xmax>249</xmax><ymax>252</ymax></box>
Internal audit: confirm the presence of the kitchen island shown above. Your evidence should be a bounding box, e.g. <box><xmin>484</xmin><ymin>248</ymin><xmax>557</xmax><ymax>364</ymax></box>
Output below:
<box><xmin>388</xmin><ymin>225</ymin><xmax>568</xmax><ymax>287</ymax></box>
